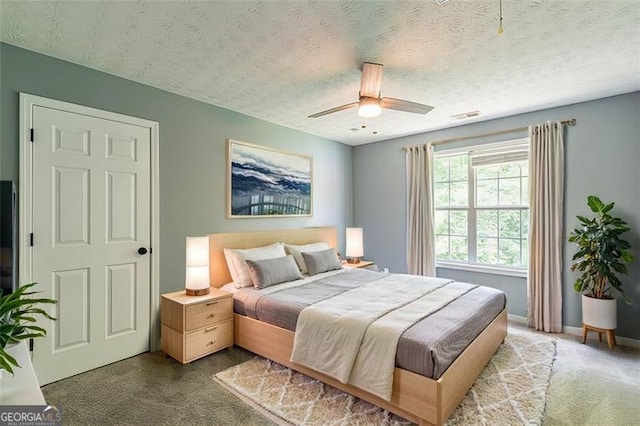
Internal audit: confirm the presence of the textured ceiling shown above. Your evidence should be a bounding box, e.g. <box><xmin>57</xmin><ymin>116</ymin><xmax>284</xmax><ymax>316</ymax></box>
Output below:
<box><xmin>1</xmin><ymin>1</ymin><xmax>639</xmax><ymax>145</ymax></box>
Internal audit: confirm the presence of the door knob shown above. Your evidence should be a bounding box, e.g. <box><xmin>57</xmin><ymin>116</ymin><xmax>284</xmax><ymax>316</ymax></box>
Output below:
<box><xmin>138</xmin><ymin>247</ymin><xmax>148</xmax><ymax>255</ymax></box>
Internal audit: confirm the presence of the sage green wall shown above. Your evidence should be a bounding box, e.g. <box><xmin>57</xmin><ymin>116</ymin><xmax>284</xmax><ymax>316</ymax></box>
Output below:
<box><xmin>0</xmin><ymin>43</ymin><xmax>352</xmax><ymax>296</ymax></box>
<box><xmin>354</xmin><ymin>92</ymin><xmax>640</xmax><ymax>341</ymax></box>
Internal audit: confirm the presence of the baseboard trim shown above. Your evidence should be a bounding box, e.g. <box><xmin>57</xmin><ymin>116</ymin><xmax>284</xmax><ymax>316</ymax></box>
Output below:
<box><xmin>507</xmin><ymin>314</ymin><xmax>527</xmax><ymax>325</ymax></box>
<box><xmin>507</xmin><ymin>314</ymin><xmax>640</xmax><ymax>348</ymax></box>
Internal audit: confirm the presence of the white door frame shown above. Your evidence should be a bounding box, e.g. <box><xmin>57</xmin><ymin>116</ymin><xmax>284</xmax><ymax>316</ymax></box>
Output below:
<box><xmin>18</xmin><ymin>93</ymin><xmax>161</xmax><ymax>351</ymax></box>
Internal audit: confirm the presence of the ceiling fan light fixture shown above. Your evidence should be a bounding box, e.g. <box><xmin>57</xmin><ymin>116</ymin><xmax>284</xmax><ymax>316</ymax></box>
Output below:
<box><xmin>358</xmin><ymin>97</ymin><xmax>382</xmax><ymax>118</ymax></box>
<box><xmin>308</xmin><ymin>63</ymin><xmax>433</xmax><ymax>119</ymax></box>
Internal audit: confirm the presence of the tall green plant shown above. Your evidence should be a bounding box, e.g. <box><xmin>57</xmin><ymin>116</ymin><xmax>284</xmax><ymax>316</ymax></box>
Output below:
<box><xmin>0</xmin><ymin>283</ymin><xmax>56</xmax><ymax>374</ymax></box>
<box><xmin>569</xmin><ymin>196</ymin><xmax>634</xmax><ymax>301</ymax></box>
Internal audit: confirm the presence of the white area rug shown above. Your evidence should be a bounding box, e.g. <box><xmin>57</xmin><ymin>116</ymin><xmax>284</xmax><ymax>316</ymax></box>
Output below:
<box><xmin>214</xmin><ymin>329</ymin><xmax>556</xmax><ymax>425</ymax></box>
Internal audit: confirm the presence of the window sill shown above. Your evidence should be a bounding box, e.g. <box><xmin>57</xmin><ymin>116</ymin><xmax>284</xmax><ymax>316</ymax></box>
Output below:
<box><xmin>436</xmin><ymin>261</ymin><xmax>527</xmax><ymax>278</ymax></box>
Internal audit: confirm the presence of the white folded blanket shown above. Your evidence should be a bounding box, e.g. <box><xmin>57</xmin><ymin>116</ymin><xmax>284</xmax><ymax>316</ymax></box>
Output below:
<box><xmin>290</xmin><ymin>273</ymin><xmax>475</xmax><ymax>400</ymax></box>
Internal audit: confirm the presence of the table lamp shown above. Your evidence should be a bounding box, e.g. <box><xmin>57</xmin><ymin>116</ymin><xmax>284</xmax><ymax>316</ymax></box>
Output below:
<box><xmin>185</xmin><ymin>236</ymin><xmax>210</xmax><ymax>296</ymax></box>
<box><xmin>346</xmin><ymin>227</ymin><xmax>364</xmax><ymax>264</ymax></box>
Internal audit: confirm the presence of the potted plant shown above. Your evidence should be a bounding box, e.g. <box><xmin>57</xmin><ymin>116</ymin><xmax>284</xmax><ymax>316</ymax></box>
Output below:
<box><xmin>568</xmin><ymin>195</ymin><xmax>634</xmax><ymax>330</ymax></box>
<box><xmin>0</xmin><ymin>283</ymin><xmax>56</xmax><ymax>375</ymax></box>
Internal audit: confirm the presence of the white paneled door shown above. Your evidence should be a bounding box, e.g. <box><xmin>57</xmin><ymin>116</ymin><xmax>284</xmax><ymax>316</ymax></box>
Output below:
<box><xmin>28</xmin><ymin>103</ymin><xmax>153</xmax><ymax>385</ymax></box>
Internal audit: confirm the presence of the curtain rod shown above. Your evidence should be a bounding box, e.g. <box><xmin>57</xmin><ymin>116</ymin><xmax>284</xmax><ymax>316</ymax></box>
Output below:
<box><xmin>402</xmin><ymin>118</ymin><xmax>576</xmax><ymax>150</ymax></box>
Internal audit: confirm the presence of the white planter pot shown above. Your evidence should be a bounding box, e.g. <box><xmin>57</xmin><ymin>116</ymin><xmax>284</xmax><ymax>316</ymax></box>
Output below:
<box><xmin>582</xmin><ymin>295</ymin><xmax>617</xmax><ymax>329</ymax></box>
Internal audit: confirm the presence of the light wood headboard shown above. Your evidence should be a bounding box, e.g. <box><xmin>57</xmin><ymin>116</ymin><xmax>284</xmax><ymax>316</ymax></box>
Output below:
<box><xmin>208</xmin><ymin>227</ymin><xmax>337</xmax><ymax>288</ymax></box>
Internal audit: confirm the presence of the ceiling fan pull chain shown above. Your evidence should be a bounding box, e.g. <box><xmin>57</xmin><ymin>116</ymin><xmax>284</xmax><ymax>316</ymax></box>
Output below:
<box><xmin>498</xmin><ymin>0</ymin><xmax>504</xmax><ymax>35</ymax></box>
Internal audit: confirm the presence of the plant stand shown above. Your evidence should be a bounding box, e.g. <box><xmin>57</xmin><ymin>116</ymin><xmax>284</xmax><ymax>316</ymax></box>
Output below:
<box><xmin>582</xmin><ymin>324</ymin><xmax>616</xmax><ymax>350</ymax></box>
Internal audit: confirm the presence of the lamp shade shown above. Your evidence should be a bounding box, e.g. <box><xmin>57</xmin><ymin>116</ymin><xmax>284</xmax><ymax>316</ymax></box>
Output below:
<box><xmin>185</xmin><ymin>236</ymin><xmax>210</xmax><ymax>296</ymax></box>
<box><xmin>346</xmin><ymin>227</ymin><xmax>364</xmax><ymax>260</ymax></box>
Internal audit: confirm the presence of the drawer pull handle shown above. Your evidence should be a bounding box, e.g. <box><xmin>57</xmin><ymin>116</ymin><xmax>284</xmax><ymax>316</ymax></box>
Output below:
<box><xmin>207</xmin><ymin>340</ymin><xmax>216</xmax><ymax>346</ymax></box>
<box><xmin>207</xmin><ymin>313</ymin><xmax>216</xmax><ymax>319</ymax></box>
<box><xmin>205</xmin><ymin>327</ymin><xmax>218</xmax><ymax>333</ymax></box>
<box><xmin>206</xmin><ymin>301</ymin><xmax>218</xmax><ymax>306</ymax></box>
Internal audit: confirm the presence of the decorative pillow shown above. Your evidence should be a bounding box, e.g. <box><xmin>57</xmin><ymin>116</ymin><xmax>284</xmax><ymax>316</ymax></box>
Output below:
<box><xmin>246</xmin><ymin>255</ymin><xmax>303</xmax><ymax>289</ymax></box>
<box><xmin>285</xmin><ymin>242</ymin><xmax>330</xmax><ymax>274</ymax></box>
<box><xmin>223</xmin><ymin>242</ymin><xmax>286</xmax><ymax>287</ymax></box>
<box><xmin>301</xmin><ymin>248</ymin><xmax>342</xmax><ymax>276</ymax></box>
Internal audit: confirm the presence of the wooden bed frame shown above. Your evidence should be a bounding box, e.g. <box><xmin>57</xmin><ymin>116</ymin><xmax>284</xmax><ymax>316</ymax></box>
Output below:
<box><xmin>208</xmin><ymin>227</ymin><xmax>508</xmax><ymax>426</ymax></box>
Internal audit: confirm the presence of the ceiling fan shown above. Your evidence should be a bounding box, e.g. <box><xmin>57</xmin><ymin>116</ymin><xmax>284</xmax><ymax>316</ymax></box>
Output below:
<box><xmin>308</xmin><ymin>62</ymin><xmax>434</xmax><ymax>119</ymax></box>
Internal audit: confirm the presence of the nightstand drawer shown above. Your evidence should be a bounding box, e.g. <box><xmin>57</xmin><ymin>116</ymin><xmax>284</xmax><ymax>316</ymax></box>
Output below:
<box><xmin>185</xmin><ymin>320</ymin><xmax>233</xmax><ymax>361</ymax></box>
<box><xmin>185</xmin><ymin>297</ymin><xmax>233</xmax><ymax>331</ymax></box>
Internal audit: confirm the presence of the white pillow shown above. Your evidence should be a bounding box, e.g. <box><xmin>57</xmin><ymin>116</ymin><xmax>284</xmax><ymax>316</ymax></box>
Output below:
<box><xmin>223</xmin><ymin>242</ymin><xmax>286</xmax><ymax>287</ymax></box>
<box><xmin>284</xmin><ymin>242</ymin><xmax>330</xmax><ymax>274</ymax></box>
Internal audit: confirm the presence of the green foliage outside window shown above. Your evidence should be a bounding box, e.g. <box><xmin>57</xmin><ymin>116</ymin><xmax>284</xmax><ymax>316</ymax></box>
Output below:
<box><xmin>434</xmin><ymin>153</ymin><xmax>529</xmax><ymax>269</ymax></box>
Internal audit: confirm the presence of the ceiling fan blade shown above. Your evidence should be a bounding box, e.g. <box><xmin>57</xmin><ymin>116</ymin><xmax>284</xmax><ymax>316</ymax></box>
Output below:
<box><xmin>360</xmin><ymin>62</ymin><xmax>383</xmax><ymax>98</ymax></box>
<box><xmin>381</xmin><ymin>97</ymin><xmax>434</xmax><ymax>115</ymax></box>
<box><xmin>308</xmin><ymin>102</ymin><xmax>359</xmax><ymax>118</ymax></box>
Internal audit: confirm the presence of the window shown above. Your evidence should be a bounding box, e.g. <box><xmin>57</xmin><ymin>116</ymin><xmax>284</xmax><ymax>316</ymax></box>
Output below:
<box><xmin>434</xmin><ymin>140</ymin><xmax>529</xmax><ymax>273</ymax></box>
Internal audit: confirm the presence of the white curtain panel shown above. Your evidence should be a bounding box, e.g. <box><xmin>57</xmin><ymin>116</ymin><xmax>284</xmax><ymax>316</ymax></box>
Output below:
<box><xmin>405</xmin><ymin>144</ymin><xmax>436</xmax><ymax>276</ymax></box>
<box><xmin>528</xmin><ymin>121</ymin><xmax>564</xmax><ymax>332</ymax></box>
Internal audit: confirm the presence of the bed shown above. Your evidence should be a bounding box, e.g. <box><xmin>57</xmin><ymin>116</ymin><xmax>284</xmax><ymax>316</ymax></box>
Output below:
<box><xmin>208</xmin><ymin>227</ymin><xmax>508</xmax><ymax>426</ymax></box>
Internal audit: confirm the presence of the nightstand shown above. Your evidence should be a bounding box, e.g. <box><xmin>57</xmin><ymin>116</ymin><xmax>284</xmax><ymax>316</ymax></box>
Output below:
<box><xmin>342</xmin><ymin>260</ymin><xmax>377</xmax><ymax>271</ymax></box>
<box><xmin>161</xmin><ymin>287</ymin><xmax>233</xmax><ymax>364</ymax></box>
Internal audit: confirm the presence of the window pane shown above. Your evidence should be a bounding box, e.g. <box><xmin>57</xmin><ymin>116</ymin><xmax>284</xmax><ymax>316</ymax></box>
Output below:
<box><xmin>522</xmin><ymin>239</ymin><xmax>529</xmax><ymax>267</ymax></box>
<box><xmin>436</xmin><ymin>235</ymin><xmax>450</xmax><ymax>259</ymax></box>
<box><xmin>434</xmin><ymin>157</ymin><xmax>449</xmax><ymax>182</ymax></box>
<box><xmin>477</xmin><ymin>237</ymin><xmax>498</xmax><ymax>264</ymax></box>
<box><xmin>499</xmin><ymin>238</ymin><xmax>521</xmax><ymax>266</ymax></box>
<box><xmin>449</xmin><ymin>211</ymin><xmax>468</xmax><ymax>236</ymax></box>
<box><xmin>521</xmin><ymin>176</ymin><xmax>528</xmax><ymax>205</ymax></box>
<box><xmin>499</xmin><ymin>164</ymin><xmax>520</xmax><ymax>178</ymax></box>
<box><xmin>499</xmin><ymin>210</ymin><xmax>521</xmax><ymax>238</ymax></box>
<box><xmin>434</xmin><ymin>182</ymin><xmax>450</xmax><ymax>207</ymax></box>
<box><xmin>450</xmin><ymin>181</ymin><xmax>468</xmax><ymax>206</ymax></box>
<box><xmin>450</xmin><ymin>237</ymin><xmax>468</xmax><ymax>261</ymax></box>
<box><xmin>498</xmin><ymin>177</ymin><xmax>521</xmax><ymax>205</ymax></box>
<box><xmin>520</xmin><ymin>162</ymin><xmax>528</xmax><ymax>177</ymax></box>
<box><xmin>476</xmin><ymin>179</ymin><xmax>498</xmax><ymax>206</ymax></box>
<box><xmin>435</xmin><ymin>210</ymin><xmax>449</xmax><ymax>235</ymax></box>
<box><xmin>449</xmin><ymin>155</ymin><xmax>468</xmax><ymax>181</ymax></box>
<box><xmin>521</xmin><ymin>209</ymin><xmax>529</xmax><ymax>238</ymax></box>
<box><xmin>477</xmin><ymin>210</ymin><xmax>498</xmax><ymax>237</ymax></box>
<box><xmin>477</xmin><ymin>165</ymin><xmax>499</xmax><ymax>180</ymax></box>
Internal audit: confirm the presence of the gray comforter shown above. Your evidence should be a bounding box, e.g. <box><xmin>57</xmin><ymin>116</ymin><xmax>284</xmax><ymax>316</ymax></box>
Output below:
<box><xmin>233</xmin><ymin>268</ymin><xmax>506</xmax><ymax>379</ymax></box>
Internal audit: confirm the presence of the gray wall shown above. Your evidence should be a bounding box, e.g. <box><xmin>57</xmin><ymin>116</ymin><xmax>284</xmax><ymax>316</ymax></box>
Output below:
<box><xmin>3</xmin><ymin>42</ymin><xmax>638</xmax><ymax>341</ymax></box>
<box><xmin>0</xmin><ymin>43</ymin><xmax>353</xmax><ymax>296</ymax></box>
<box><xmin>354</xmin><ymin>92</ymin><xmax>640</xmax><ymax>340</ymax></box>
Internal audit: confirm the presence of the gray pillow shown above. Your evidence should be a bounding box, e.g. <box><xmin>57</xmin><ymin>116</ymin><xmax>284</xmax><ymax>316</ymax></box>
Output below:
<box><xmin>301</xmin><ymin>248</ymin><xmax>342</xmax><ymax>276</ymax></box>
<box><xmin>246</xmin><ymin>255</ymin><xmax>303</xmax><ymax>289</ymax></box>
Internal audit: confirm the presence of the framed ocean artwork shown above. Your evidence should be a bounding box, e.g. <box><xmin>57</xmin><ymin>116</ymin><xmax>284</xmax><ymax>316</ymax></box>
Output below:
<box><xmin>227</xmin><ymin>140</ymin><xmax>312</xmax><ymax>217</ymax></box>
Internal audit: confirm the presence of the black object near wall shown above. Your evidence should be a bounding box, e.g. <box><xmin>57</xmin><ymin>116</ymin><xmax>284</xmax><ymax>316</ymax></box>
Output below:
<box><xmin>0</xmin><ymin>180</ymin><xmax>17</xmax><ymax>294</ymax></box>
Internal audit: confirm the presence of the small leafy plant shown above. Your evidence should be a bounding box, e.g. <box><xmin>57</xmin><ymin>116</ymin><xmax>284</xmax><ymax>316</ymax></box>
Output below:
<box><xmin>0</xmin><ymin>283</ymin><xmax>56</xmax><ymax>374</ymax></box>
<box><xmin>569</xmin><ymin>196</ymin><xmax>634</xmax><ymax>301</ymax></box>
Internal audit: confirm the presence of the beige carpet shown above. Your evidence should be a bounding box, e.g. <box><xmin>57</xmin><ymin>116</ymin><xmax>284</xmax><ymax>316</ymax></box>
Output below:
<box><xmin>542</xmin><ymin>333</ymin><xmax>640</xmax><ymax>425</ymax></box>
<box><xmin>213</xmin><ymin>329</ymin><xmax>556</xmax><ymax>425</ymax></box>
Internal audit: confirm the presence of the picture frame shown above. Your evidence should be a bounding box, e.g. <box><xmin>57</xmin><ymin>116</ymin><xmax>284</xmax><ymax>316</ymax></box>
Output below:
<box><xmin>226</xmin><ymin>139</ymin><xmax>313</xmax><ymax>218</ymax></box>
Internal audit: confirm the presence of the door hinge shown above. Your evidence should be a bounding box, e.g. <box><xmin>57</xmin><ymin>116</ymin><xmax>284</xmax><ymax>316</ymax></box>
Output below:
<box><xmin>30</xmin><ymin>233</ymin><xmax>34</xmax><ymax>246</ymax></box>
<box><xmin>29</xmin><ymin>338</ymin><xmax>34</xmax><ymax>352</ymax></box>
<box><xmin>30</xmin><ymin>128</ymin><xmax>34</xmax><ymax>142</ymax></box>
